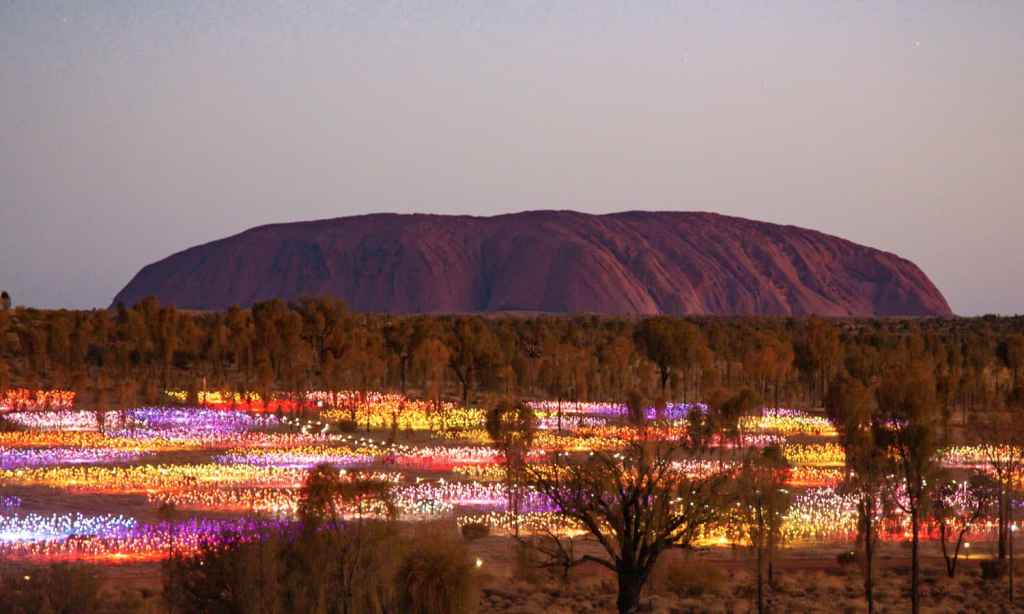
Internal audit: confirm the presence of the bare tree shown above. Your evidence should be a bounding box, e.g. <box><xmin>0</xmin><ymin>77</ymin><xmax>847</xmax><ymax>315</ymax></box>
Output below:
<box><xmin>525</xmin><ymin>440</ymin><xmax>730</xmax><ymax>614</ymax></box>
<box><xmin>728</xmin><ymin>446</ymin><xmax>791</xmax><ymax>614</ymax></box>
<box><xmin>932</xmin><ymin>473</ymin><xmax>997</xmax><ymax>578</ymax></box>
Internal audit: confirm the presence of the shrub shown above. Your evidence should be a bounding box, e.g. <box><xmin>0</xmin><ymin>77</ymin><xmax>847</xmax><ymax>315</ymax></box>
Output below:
<box><xmin>332</xmin><ymin>521</ymin><xmax>405</xmax><ymax>614</ymax></box>
<box><xmin>163</xmin><ymin>520</ymin><xmax>408</xmax><ymax>614</ymax></box>
<box><xmin>981</xmin><ymin>559</ymin><xmax>1006</xmax><ymax>580</ymax></box>
<box><xmin>460</xmin><ymin>522</ymin><xmax>490</xmax><ymax>541</ymax></box>
<box><xmin>336</xmin><ymin>419</ymin><xmax>358</xmax><ymax>433</ymax></box>
<box><xmin>0</xmin><ymin>564</ymin><xmax>102</xmax><ymax>614</ymax></box>
<box><xmin>0</xmin><ymin>416</ymin><xmax>24</xmax><ymax>432</ymax></box>
<box><xmin>397</xmin><ymin>524</ymin><xmax>480</xmax><ymax>614</ymax></box>
<box><xmin>664</xmin><ymin>561</ymin><xmax>727</xmax><ymax>598</ymax></box>
<box><xmin>163</xmin><ymin>530</ymin><xmax>284</xmax><ymax>614</ymax></box>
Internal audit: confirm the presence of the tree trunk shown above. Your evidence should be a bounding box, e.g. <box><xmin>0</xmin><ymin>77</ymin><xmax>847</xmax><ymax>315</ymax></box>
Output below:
<box><xmin>940</xmin><ymin>523</ymin><xmax>954</xmax><ymax>577</ymax></box>
<box><xmin>1001</xmin><ymin>484</ymin><xmax>1009</xmax><ymax>560</ymax></box>
<box><xmin>756</xmin><ymin>499</ymin><xmax>765</xmax><ymax>614</ymax></box>
<box><xmin>756</xmin><ymin>539</ymin><xmax>764</xmax><ymax>614</ymax></box>
<box><xmin>616</xmin><ymin>568</ymin><xmax>644</xmax><ymax>614</ymax></box>
<box><xmin>911</xmin><ymin>505</ymin><xmax>920</xmax><ymax>614</ymax></box>
<box><xmin>865</xmin><ymin>499</ymin><xmax>875</xmax><ymax>614</ymax></box>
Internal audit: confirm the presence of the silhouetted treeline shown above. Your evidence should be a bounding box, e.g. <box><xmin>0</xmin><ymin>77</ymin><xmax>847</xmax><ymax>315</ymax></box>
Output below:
<box><xmin>1</xmin><ymin>297</ymin><xmax>1023</xmax><ymax>418</ymax></box>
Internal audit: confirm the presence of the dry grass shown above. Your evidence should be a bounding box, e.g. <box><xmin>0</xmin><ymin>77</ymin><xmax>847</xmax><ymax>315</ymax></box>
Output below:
<box><xmin>657</xmin><ymin>560</ymin><xmax>729</xmax><ymax>599</ymax></box>
<box><xmin>469</xmin><ymin>541</ymin><xmax>1024</xmax><ymax>613</ymax></box>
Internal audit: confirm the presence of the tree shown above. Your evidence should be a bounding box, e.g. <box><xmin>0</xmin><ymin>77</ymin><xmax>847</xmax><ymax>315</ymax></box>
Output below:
<box><xmin>684</xmin><ymin>404</ymin><xmax>716</xmax><ymax>451</ymax></box>
<box><xmin>0</xmin><ymin>308</ymin><xmax>8</xmax><ymax>350</ymax></box>
<box><xmin>932</xmin><ymin>473</ymin><xmax>997</xmax><ymax>578</ymax></box>
<box><xmin>795</xmin><ymin>317</ymin><xmax>843</xmax><ymax>406</ymax></box>
<box><xmin>707</xmin><ymin>388</ymin><xmax>761</xmax><ymax>451</ymax></box>
<box><xmin>448</xmin><ymin>318</ymin><xmax>499</xmax><ymax>408</ymax></box>
<box><xmin>0</xmin><ymin>359</ymin><xmax>8</xmax><ymax>400</ymax></box>
<box><xmin>337</xmin><ymin>326</ymin><xmax>387</xmax><ymax>427</ymax></box>
<box><xmin>0</xmin><ymin>291</ymin><xmax>10</xmax><ymax>311</ymax></box>
<box><xmin>826</xmin><ymin>375</ymin><xmax>885</xmax><ymax>614</ymax></box>
<box><xmin>297</xmin><ymin>296</ymin><xmax>348</xmax><ymax>369</ymax></box>
<box><xmin>972</xmin><ymin>408</ymin><xmax>1024</xmax><ymax>563</ymax></box>
<box><xmin>876</xmin><ymin>363</ymin><xmax>940</xmax><ymax>614</ymax></box>
<box><xmin>625</xmin><ymin>389</ymin><xmax>647</xmax><ymax>428</ymax></box>
<box><xmin>972</xmin><ymin>403</ymin><xmax>1024</xmax><ymax>603</ymax></box>
<box><xmin>486</xmin><ymin>400</ymin><xmax>536</xmax><ymax>536</ymax></box>
<box><xmin>526</xmin><ymin>440</ymin><xmax>729</xmax><ymax>614</ymax></box>
<box><xmin>297</xmin><ymin>463</ymin><xmax>348</xmax><ymax>532</ymax></box>
<box><xmin>743</xmin><ymin>333</ymin><xmax>795</xmax><ymax>407</ymax></box>
<box><xmin>729</xmin><ymin>446</ymin><xmax>791</xmax><ymax>614</ymax></box>
<box><xmin>634</xmin><ymin>317</ymin><xmax>706</xmax><ymax>398</ymax></box>
<box><xmin>999</xmin><ymin>334</ymin><xmax>1024</xmax><ymax>390</ymax></box>
<box><xmin>225</xmin><ymin>305</ymin><xmax>255</xmax><ymax>384</ymax></box>
<box><xmin>382</xmin><ymin>316</ymin><xmax>415</xmax><ymax>394</ymax></box>
<box><xmin>599</xmin><ymin>333</ymin><xmax>638</xmax><ymax>403</ymax></box>
<box><xmin>413</xmin><ymin>337</ymin><xmax>451</xmax><ymax>429</ymax></box>
<box><xmin>541</xmin><ymin>342</ymin><xmax>586</xmax><ymax>432</ymax></box>
<box><xmin>253</xmin><ymin>350</ymin><xmax>275</xmax><ymax>411</ymax></box>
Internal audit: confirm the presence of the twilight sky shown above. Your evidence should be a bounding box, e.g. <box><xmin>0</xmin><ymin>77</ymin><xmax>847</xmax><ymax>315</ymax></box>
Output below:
<box><xmin>1</xmin><ymin>1</ymin><xmax>1021</xmax><ymax>315</ymax></box>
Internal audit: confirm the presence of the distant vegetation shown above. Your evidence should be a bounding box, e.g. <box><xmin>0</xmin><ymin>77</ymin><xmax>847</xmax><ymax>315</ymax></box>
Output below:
<box><xmin>4</xmin><ymin>298</ymin><xmax>1024</xmax><ymax>613</ymax></box>
<box><xmin>0</xmin><ymin>296</ymin><xmax>1022</xmax><ymax>417</ymax></box>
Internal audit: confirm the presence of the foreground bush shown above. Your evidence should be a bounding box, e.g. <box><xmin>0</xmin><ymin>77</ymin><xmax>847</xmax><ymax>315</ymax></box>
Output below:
<box><xmin>163</xmin><ymin>521</ymin><xmax>481</xmax><ymax>614</ymax></box>
<box><xmin>163</xmin><ymin>523</ymin><xmax>405</xmax><ymax>614</ymax></box>
<box><xmin>397</xmin><ymin>524</ymin><xmax>480</xmax><ymax>614</ymax></box>
<box><xmin>981</xmin><ymin>559</ymin><xmax>1006</xmax><ymax>580</ymax></box>
<box><xmin>163</xmin><ymin>530</ymin><xmax>285</xmax><ymax>614</ymax></box>
<box><xmin>0</xmin><ymin>564</ymin><xmax>102</xmax><ymax>614</ymax></box>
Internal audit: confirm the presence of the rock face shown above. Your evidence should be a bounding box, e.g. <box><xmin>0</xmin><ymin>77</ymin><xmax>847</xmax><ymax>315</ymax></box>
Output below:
<box><xmin>113</xmin><ymin>211</ymin><xmax>953</xmax><ymax>316</ymax></box>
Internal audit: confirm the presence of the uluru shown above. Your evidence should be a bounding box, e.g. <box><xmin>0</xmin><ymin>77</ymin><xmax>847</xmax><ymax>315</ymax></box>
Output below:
<box><xmin>112</xmin><ymin>210</ymin><xmax>953</xmax><ymax>317</ymax></box>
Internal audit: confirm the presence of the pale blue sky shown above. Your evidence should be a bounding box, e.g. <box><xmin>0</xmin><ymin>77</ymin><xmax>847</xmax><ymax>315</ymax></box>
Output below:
<box><xmin>2</xmin><ymin>1</ymin><xmax>1022</xmax><ymax>314</ymax></box>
